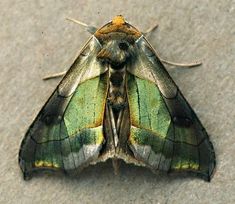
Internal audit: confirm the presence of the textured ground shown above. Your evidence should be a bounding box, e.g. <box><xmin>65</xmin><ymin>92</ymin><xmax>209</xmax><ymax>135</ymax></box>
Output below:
<box><xmin>0</xmin><ymin>0</ymin><xmax>235</xmax><ymax>203</ymax></box>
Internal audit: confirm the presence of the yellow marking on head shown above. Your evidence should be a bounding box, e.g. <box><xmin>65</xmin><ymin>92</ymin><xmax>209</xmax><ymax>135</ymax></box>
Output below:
<box><xmin>95</xmin><ymin>15</ymin><xmax>141</xmax><ymax>39</ymax></box>
<box><xmin>112</xmin><ymin>15</ymin><xmax>125</xmax><ymax>25</ymax></box>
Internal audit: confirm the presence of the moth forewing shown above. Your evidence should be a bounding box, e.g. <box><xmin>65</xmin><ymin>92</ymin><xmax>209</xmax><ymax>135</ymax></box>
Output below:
<box><xmin>19</xmin><ymin>36</ymin><xmax>109</xmax><ymax>179</ymax></box>
<box><xmin>127</xmin><ymin>36</ymin><xmax>215</xmax><ymax>181</ymax></box>
<box><xmin>19</xmin><ymin>15</ymin><xmax>215</xmax><ymax>181</ymax></box>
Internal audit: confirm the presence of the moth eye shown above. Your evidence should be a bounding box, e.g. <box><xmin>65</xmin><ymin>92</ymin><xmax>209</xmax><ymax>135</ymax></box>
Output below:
<box><xmin>119</xmin><ymin>42</ymin><xmax>129</xmax><ymax>50</ymax></box>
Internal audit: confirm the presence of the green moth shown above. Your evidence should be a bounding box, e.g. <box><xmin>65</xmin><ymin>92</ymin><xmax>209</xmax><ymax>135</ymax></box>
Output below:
<box><xmin>19</xmin><ymin>15</ymin><xmax>215</xmax><ymax>181</ymax></box>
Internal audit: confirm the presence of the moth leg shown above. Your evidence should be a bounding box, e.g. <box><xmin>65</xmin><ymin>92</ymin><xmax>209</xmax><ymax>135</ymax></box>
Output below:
<box><xmin>160</xmin><ymin>58</ymin><xmax>202</xmax><ymax>68</ymax></box>
<box><xmin>143</xmin><ymin>22</ymin><xmax>159</xmax><ymax>37</ymax></box>
<box><xmin>42</xmin><ymin>71</ymin><xmax>67</xmax><ymax>80</ymax></box>
<box><xmin>66</xmin><ymin>17</ymin><xmax>97</xmax><ymax>34</ymax></box>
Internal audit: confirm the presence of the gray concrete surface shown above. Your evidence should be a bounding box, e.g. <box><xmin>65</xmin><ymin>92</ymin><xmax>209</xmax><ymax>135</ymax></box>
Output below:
<box><xmin>0</xmin><ymin>0</ymin><xmax>235</xmax><ymax>203</ymax></box>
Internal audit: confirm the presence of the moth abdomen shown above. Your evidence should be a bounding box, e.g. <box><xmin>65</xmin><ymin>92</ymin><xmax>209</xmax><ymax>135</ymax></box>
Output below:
<box><xmin>107</xmin><ymin>91</ymin><xmax>126</xmax><ymax>111</ymax></box>
<box><xmin>108</xmin><ymin>65</ymin><xmax>126</xmax><ymax>112</ymax></box>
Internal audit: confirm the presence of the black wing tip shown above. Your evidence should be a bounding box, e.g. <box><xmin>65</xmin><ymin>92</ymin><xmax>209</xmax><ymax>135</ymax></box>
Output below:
<box><xmin>18</xmin><ymin>158</ymin><xmax>32</xmax><ymax>181</ymax></box>
<box><xmin>198</xmin><ymin>156</ymin><xmax>216</xmax><ymax>182</ymax></box>
<box><xmin>198</xmin><ymin>170</ymin><xmax>214</xmax><ymax>182</ymax></box>
<box><xmin>23</xmin><ymin>172</ymin><xmax>32</xmax><ymax>181</ymax></box>
<box><xmin>207</xmin><ymin>140</ymin><xmax>216</xmax><ymax>182</ymax></box>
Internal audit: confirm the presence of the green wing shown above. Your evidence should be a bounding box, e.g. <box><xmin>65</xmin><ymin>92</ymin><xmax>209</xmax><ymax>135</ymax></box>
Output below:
<box><xmin>127</xmin><ymin>36</ymin><xmax>215</xmax><ymax>180</ymax></box>
<box><xmin>19</xmin><ymin>36</ymin><xmax>108</xmax><ymax>179</ymax></box>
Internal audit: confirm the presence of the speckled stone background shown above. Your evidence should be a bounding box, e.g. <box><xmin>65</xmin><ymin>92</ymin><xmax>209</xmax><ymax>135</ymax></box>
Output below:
<box><xmin>1</xmin><ymin>0</ymin><xmax>234</xmax><ymax>203</ymax></box>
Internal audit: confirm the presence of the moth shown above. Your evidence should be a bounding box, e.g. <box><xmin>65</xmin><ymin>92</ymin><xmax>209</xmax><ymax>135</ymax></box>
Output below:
<box><xmin>19</xmin><ymin>15</ymin><xmax>215</xmax><ymax>181</ymax></box>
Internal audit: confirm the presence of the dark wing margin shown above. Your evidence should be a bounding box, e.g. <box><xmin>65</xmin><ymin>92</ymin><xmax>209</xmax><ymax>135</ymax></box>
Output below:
<box><xmin>19</xmin><ymin>36</ymin><xmax>109</xmax><ymax>180</ymax></box>
<box><xmin>127</xmin><ymin>36</ymin><xmax>215</xmax><ymax>181</ymax></box>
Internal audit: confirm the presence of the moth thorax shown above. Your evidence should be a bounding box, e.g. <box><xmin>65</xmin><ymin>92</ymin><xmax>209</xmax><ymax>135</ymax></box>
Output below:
<box><xmin>108</xmin><ymin>67</ymin><xmax>126</xmax><ymax>111</ymax></box>
<box><xmin>97</xmin><ymin>40</ymin><xmax>132</xmax><ymax>70</ymax></box>
<box><xmin>110</xmin><ymin>72</ymin><xmax>123</xmax><ymax>87</ymax></box>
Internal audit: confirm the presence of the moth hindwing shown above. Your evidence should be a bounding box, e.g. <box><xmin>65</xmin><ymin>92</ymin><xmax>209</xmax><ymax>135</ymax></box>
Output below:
<box><xmin>19</xmin><ymin>15</ymin><xmax>215</xmax><ymax>181</ymax></box>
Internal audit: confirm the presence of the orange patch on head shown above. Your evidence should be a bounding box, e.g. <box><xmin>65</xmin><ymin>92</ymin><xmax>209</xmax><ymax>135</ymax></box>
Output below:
<box><xmin>112</xmin><ymin>15</ymin><xmax>125</xmax><ymax>26</ymax></box>
<box><xmin>95</xmin><ymin>15</ymin><xmax>142</xmax><ymax>40</ymax></box>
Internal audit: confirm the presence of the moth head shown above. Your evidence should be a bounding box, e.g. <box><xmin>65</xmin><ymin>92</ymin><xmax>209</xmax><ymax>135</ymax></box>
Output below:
<box><xmin>95</xmin><ymin>15</ymin><xmax>141</xmax><ymax>69</ymax></box>
<box><xmin>97</xmin><ymin>39</ymin><xmax>136</xmax><ymax>70</ymax></box>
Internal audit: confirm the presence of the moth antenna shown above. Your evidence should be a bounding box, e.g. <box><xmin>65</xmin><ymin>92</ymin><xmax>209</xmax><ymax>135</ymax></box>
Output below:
<box><xmin>160</xmin><ymin>58</ymin><xmax>203</xmax><ymax>67</ymax></box>
<box><xmin>43</xmin><ymin>70</ymin><xmax>67</xmax><ymax>80</ymax></box>
<box><xmin>66</xmin><ymin>17</ymin><xmax>97</xmax><ymax>34</ymax></box>
<box><xmin>143</xmin><ymin>22</ymin><xmax>201</xmax><ymax>67</ymax></box>
<box><xmin>147</xmin><ymin>40</ymin><xmax>203</xmax><ymax>68</ymax></box>
<box><xmin>143</xmin><ymin>22</ymin><xmax>159</xmax><ymax>37</ymax></box>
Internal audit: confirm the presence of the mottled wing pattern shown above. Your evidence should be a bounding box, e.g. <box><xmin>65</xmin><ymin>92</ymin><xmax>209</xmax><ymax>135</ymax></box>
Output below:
<box><xmin>127</xmin><ymin>36</ymin><xmax>215</xmax><ymax>180</ymax></box>
<box><xmin>19</xmin><ymin>36</ymin><xmax>108</xmax><ymax>179</ymax></box>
